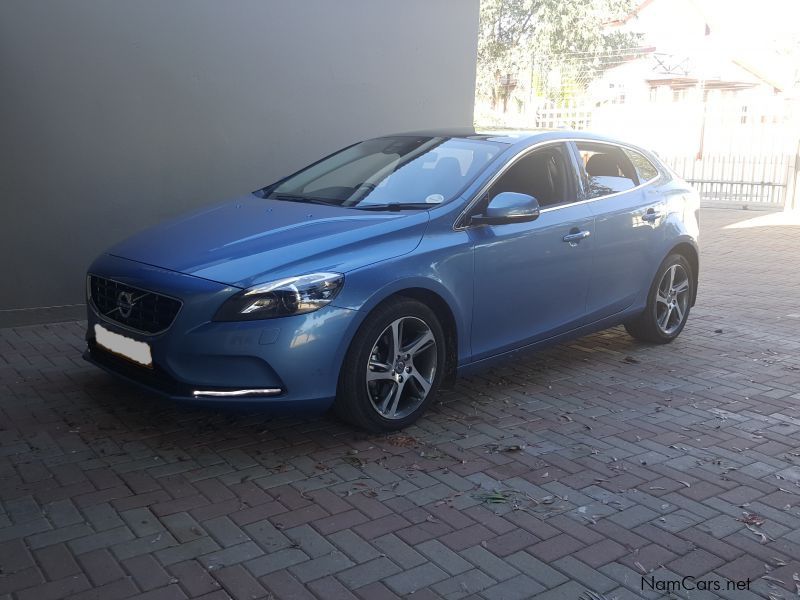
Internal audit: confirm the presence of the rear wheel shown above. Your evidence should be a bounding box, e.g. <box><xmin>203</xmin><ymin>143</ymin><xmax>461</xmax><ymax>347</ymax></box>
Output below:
<box><xmin>625</xmin><ymin>253</ymin><xmax>693</xmax><ymax>344</ymax></box>
<box><xmin>335</xmin><ymin>298</ymin><xmax>445</xmax><ymax>432</ymax></box>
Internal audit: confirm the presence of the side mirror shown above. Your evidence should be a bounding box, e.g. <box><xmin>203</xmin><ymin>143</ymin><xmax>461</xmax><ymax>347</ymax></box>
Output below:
<box><xmin>470</xmin><ymin>192</ymin><xmax>540</xmax><ymax>226</ymax></box>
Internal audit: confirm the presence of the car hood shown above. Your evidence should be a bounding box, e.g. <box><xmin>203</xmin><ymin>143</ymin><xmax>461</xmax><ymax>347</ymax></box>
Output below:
<box><xmin>108</xmin><ymin>195</ymin><xmax>429</xmax><ymax>288</ymax></box>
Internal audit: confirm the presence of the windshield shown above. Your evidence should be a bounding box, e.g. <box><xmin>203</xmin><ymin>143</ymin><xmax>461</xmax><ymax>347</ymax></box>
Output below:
<box><xmin>266</xmin><ymin>136</ymin><xmax>504</xmax><ymax>209</ymax></box>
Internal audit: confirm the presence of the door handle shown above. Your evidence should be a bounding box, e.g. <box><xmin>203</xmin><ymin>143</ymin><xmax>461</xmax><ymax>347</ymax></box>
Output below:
<box><xmin>642</xmin><ymin>208</ymin><xmax>662</xmax><ymax>222</ymax></box>
<box><xmin>562</xmin><ymin>229</ymin><xmax>591</xmax><ymax>244</ymax></box>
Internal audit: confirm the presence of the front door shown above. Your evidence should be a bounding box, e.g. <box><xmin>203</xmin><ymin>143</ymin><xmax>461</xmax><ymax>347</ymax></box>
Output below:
<box><xmin>468</xmin><ymin>143</ymin><xmax>595</xmax><ymax>361</ymax></box>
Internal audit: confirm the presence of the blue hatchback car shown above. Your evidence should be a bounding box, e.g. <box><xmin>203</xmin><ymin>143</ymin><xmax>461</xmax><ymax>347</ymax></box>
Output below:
<box><xmin>85</xmin><ymin>129</ymin><xmax>699</xmax><ymax>431</ymax></box>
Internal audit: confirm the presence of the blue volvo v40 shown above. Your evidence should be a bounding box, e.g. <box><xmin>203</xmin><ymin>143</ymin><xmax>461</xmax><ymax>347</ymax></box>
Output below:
<box><xmin>85</xmin><ymin>130</ymin><xmax>699</xmax><ymax>431</ymax></box>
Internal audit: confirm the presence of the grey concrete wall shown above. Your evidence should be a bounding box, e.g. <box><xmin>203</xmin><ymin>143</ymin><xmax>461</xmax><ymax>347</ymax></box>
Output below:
<box><xmin>0</xmin><ymin>0</ymin><xmax>478</xmax><ymax>325</ymax></box>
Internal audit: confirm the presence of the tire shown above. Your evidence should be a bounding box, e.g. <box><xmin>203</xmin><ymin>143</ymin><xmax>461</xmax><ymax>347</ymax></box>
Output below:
<box><xmin>335</xmin><ymin>298</ymin><xmax>446</xmax><ymax>432</ymax></box>
<box><xmin>624</xmin><ymin>253</ymin><xmax>694</xmax><ymax>344</ymax></box>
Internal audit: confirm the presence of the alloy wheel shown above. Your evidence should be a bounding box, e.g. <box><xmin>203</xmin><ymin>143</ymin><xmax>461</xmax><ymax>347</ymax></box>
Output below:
<box><xmin>655</xmin><ymin>264</ymin><xmax>690</xmax><ymax>335</ymax></box>
<box><xmin>365</xmin><ymin>316</ymin><xmax>437</xmax><ymax>420</ymax></box>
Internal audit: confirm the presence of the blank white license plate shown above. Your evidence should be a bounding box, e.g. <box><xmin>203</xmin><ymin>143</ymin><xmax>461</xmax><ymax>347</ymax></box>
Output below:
<box><xmin>95</xmin><ymin>324</ymin><xmax>153</xmax><ymax>368</ymax></box>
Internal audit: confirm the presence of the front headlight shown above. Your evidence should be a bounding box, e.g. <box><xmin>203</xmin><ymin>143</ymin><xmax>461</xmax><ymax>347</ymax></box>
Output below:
<box><xmin>213</xmin><ymin>272</ymin><xmax>344</xmax><ymax>321</ymax></box>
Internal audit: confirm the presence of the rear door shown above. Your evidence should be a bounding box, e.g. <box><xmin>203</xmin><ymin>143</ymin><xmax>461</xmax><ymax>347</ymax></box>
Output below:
<box><xmin>571</xmin><ymin>141</ymin><xmax>665</xmax><ymax>321</ymax></box>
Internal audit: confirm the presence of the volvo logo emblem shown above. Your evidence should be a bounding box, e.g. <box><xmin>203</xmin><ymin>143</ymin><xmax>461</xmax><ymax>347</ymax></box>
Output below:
<box><xmin>117</xmin><ymin>291</ymin><xmax>135</xmax><ymax>318</ymax></box>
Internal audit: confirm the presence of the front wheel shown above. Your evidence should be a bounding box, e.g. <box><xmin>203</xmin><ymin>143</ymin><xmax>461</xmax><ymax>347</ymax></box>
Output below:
<box><xmin>335</xmin><ymin>298</ymin><xmax>446</xmax><ymax>432</ymax></box>
<box><xmin>625</xmin><ymin>253</ymin><xmax>694</xmax><ymax>344</ymax></box>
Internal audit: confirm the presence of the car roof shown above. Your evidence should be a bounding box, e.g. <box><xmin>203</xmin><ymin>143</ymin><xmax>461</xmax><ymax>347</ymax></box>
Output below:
<box><xmin>386</xmin><ymin>128</ymin><xmax>638</xmax><ymax>151</ymax></box>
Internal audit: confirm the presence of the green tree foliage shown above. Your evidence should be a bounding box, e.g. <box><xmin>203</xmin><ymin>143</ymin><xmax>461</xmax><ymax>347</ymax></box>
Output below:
<box><xmin>478</xmin><ymin>0</ymin><xmax>642</xmax><ymax>109</ymax></box>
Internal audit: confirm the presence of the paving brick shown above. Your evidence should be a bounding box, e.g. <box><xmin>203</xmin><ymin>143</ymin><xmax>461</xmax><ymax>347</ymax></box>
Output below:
<box><xmin>462</xmin><ymin>546</ymin><xmax>519</xmax><ymax>582</ymax></box>
<box><xmin>198</xmin><ymin>541</ymin><xmax>264</xmax><ymax>569</ymax></box>
<box><xmin>632</xmin><ymin>523</ymin><xmax>694</xmax><ymax>555</ymax></box>
<box><xmin>152</xmin><ymin>495</ymin><xmax>211</xmax><ymax>518</ymax></box>
<box><xmin>155</xmin><ymin>537</ymin><xmax>221</xmax><ymax>566</ymax></box>
<box><xmin>715</xmin><ymin>554</ymin><xmax>767</xmax><ymax>581</ymax></box>
<box><xmin>416</xmin><ymin>539</ymin><xmax>473</xmax><ymax>575</ymax></box>
<box><xmin>481</xmin><ymin>574</ymin><xmax>545</xmax><ymax>600</ymax></box>
<box><xmin>125</xmin><ymin>584</ymin><xmax>187</xmax><ymax>600</ymax></box>
<box><xmin>608</xmin><ymin>505</ymin><xmax>660</xmax><ymax>529</ymax></box>
<box><xmin>82</xmin><ymin>503</ymin><xmax>124</xmax><ymax>531</ymax></box>
<box><xmin>214</xmin><ymin>564</ymin><xmax>267</xmax><ymax>600</ymax></box>
<box><xmin>0</xmin><ymin>519</ymin><xmax>51</xmax><ymax>544</ymax></box>
<box><xmin>439</xmin><ymin>524</ymin><xmax>495</xmax><ymax>551</ymax></box>
<box><xmin>78</xmin><ymin>548</ymin><xmax>126</xmax><ymax>586</ymax></box>
<box><xmin>111</xmin><ymin>531</ymin><xmax>178</xmax><ymax>561</ymax></box>
<box><xmin>203</xmin><ymin>516</ymin><xmax>249</xmax><ymax>548</ymax></box>
<box><xmin>552</xmin><ymin>555</ymin><xmax>616</xmax><ymax>593</ymax></box>
<box><xmin>284</xmin><ymin>524</ymin><xmax>335</xmax><ymax>558</ymax></box>
<box><xmin>573</xmin><ymin>538</ymin><xmax>629</xmax><ymax>568</ymax></box>
<box><xmin>64</xmin><ymin>577</ymin><xmax>138</xmax><ymax>600</ymax></box>
<box><xmin>383</xmin><ymin>563</ymin><xmax>449</xmax><ymax>595</ymax></box>
<box><xmin>42</xmin><ymin>499</ymin><xmax>83</xmax><ymax>527</ymax></box>
<box><xmin>336</xmin><ymin>557</ymin><xmax>402</xmax><ymax>589</ymax></box>
<box><xmin>328</xmin><ymin>529</ymin><xmax>381</xmax><ymax>563</ymax></box>
<box><xmin>311</xmin><ymin>509</ymin><xmax>369</xmax><ymax>535</ymax></box>
<box><xmin>668</xmin><ymin>548</ymin><xmax>727</xmax><ymax>578</ymax></box>
<box><xmin>122</xmin><ymin>554</ymin><xmax>172</xmax><ymax>591</ymax></box>
<box><xmin>528</xmin><ymin>533</ymin><xmax>584</xmax><ymax>563</ymax></box>
<box><xmin>119</xmin><ymin>508</ymin><xmax>164</xmax><ymax>538</ymax></box>
<box><xmin>288</xmin><ymin>550</ymin><xmax>354</xmax><ymax>583</ymax></box>
<box><xmin>35</xmin><ymin>543</ymin><xmax>82</xmax><ymax>580</ymax></box>
<box><xmin>68</xmin><ymin>526</ymin><xmax>135</xmax><ymax>555</ymax></box>
<box><xmin>229</xmin><ymin>501</ymin><xmax>287</xmax><ymax>527</ymax></box>
<box><xmin>505</xmin><ymin>551</ymin><xmax>568</xmax><ymax>588</ymax></box>
<box><xmin>27</xmin><ymin>523</ymin><xmax>94</xmax><ymax>549</ymax></box>
<box><xmin>432</xmin><ymin>568</ymin><xmax>496</xmax><ymax>599</ymax></box>
<box><xmin>244</xmin><ymin>548</ymin><xmax>309</xmax><ymax>577</ymax></box>
<box><xmin>259</xmin><ymin>570</ymin><xmax>316</xmax><ymax>600</ymax></box>
<box><xmin>271</xmin><ymin>504</ymin><xmax>329</xmax><ymax>530</ymax></box>
<box><xmin>242</xmin><ymin>519</ymin><xmax>290</xmax><ymax>552</ymax></box>
<box><xmin>529</xmin><ymin>581</ymin><xmax>591</xmax><ymax>600</ymax></box>
<box><xmin>0</xmin><ymin>538</ymin><xmax>34</xmax><ymax>573</ymax></box>
<box><xmin>372</xmin><ymin>533</ymin><xmax>425</xmax><ymax>569</ymax></box>
<box><xmin>351</xmin><ymin>514</ymin><xmax>410</xmax><ymax>541</ymax></box>
<box><xmin>619</xmin><ymin>543</ymin><xmax>676</xmax><ymax>573</ymax></box>
<box><xmin>16</xmin><ymin>575</ymin><xmax>92</xmax><ymax>600</ymax></box>
<box><xmin>307</xmin><ymin>575</ymin><xmax>360</xmax><ymax>600</ymax></box>
<box><xmin>678</xmin><ymin>528</ymin><xmax>743</xmax><ymax>562</ymax></box>
<box><xmin>160</xmin><ymin>513</ymin><xmax>205</xmax><ymax>543</ymax></box>
<box><xmin>167</xmin><ymin>560</ymin><xmax>221</xmax><ymax>597</ymax></box>
<box><xmin>353</xmin><ymin>582</ymin><xmax>402</xmax><ymax>600</ymax></box>
<box><xmin>0</xmin><ymin>567</ymin><xmax>44</xmax><ymax>596</ymax></box>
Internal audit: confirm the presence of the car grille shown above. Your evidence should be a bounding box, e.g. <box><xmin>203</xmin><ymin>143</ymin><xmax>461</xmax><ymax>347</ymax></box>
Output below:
<box><xmin>89</xmin><ymin>275</ymin><xmax>181</xmax><ymax>334</ymax></box>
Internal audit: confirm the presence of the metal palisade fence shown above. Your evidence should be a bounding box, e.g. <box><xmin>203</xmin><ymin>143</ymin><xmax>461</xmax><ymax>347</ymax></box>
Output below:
<box><xmin>659</xmin><ymin>152</ymin><xmax>797</xmax><ymax>209</ymax></box>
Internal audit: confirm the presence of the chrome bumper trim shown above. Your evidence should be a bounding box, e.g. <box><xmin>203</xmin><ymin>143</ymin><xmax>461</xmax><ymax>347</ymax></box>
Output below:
<box><xmin>192</xmin><ymin>388</ymin><xmax>282</xmax><ymax>398</ymax></box>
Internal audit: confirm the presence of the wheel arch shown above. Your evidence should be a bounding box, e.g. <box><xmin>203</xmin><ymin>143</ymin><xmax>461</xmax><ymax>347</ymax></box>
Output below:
<box><xmin>345</xmin><ymin>287</ymin><xmax>460</xmax><ymax>388</ymax></box>
<box><xmin>668</xmin><ymin>241</ymin><xmax>699</xmax><ymax>306</ymax></box>
<box><xmin>392</xmin><ymin>288</ymin><xmax>459</xmax><ymax>387</ymax></box>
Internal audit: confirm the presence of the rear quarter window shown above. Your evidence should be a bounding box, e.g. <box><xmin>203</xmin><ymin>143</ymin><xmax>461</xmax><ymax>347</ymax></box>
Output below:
<box><xmin>623</xmin><ymin>148</ymin><xmax>659</xmax><ymax>182</ymax></box>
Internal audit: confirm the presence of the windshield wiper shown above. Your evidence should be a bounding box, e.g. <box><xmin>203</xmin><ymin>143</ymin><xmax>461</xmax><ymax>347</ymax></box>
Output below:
<box><xmin>270</xmin><ymin>193</ymin><xmax>339</xmax><ymax>206</ymax></box>
<box><xmin>356</xmin><ymin>202</ymin><xmax>434</xmax><ymax>212</ymax></box>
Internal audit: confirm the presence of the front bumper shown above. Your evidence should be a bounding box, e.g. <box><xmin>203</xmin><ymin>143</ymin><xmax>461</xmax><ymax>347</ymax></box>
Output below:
<box><xmin>84</xmin><ymin>254</ymin><xmax>358</xmax><ymax>411</ymax></box>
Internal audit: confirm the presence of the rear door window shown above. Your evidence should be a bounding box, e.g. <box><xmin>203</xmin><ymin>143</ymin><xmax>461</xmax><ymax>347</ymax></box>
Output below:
<box><xmin>575</xmin><ymin>142</ymin><xmax>639</xmax><ymax>199</ymax></box>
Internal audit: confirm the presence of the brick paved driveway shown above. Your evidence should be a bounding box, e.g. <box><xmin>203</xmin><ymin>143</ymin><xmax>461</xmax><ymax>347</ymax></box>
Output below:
<box><xmin>2</xmin><ymin>208</ymin><xmax>800</xmax><ymax>600</ymax></box>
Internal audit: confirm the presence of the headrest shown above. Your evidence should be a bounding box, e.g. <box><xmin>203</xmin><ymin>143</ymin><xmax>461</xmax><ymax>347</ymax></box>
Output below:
<box><xmin>586</xmin><ymin>154</ymin><xmax>620</xmax><ymax>177</ymax></box>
